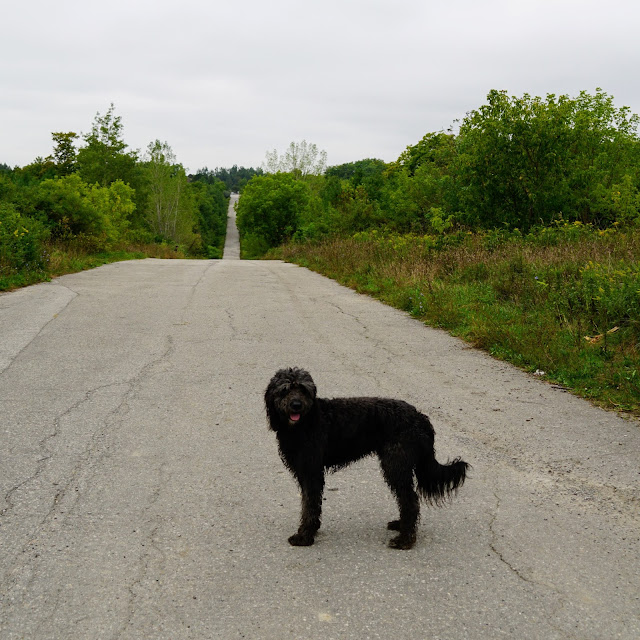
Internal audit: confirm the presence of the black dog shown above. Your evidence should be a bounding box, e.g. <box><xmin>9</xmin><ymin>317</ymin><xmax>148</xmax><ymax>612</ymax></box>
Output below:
<box><xmin>265</xmin><ymin>367</ymin><xmax>469</xmax><ymax>549</ymax></box>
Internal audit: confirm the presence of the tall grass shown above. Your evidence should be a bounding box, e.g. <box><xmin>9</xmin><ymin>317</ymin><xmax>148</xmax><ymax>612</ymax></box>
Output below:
<box><xmin>0</xmin><ymin>239</ymin><xmax>187</xmax><ymax>291</ymax></box>
<box><xmin>276</xmin><ymin>224</ymin><xmax>640</xmax><ymax>415</ymax></box>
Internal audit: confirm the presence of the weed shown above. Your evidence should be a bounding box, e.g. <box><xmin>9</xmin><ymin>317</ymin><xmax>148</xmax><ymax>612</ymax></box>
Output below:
<box><xmin>279</xmin><ymin>226</ymin><xmax>640</xmax><ymax>415</ymax></box>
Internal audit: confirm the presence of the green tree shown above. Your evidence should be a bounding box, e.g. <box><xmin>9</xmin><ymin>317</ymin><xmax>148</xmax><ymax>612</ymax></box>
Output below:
<box><xmin>189</xmin><ymin>179</ymin><xmax>228</xmax><ymax>256</ymax></box>
<box><xmin>325</xmin><ymin>158</ymin><xmax>387</xmax><ymax>200</ymax></box>
<box><xmin>191</xmin><ymin>166</ymin><xmax>264</xmax><ymax>193</ymax></box>
<box><xmin>456</xmin><ymin>89</ymin><xmax>640</xmax><ymax>229</ymax></box>
<box><xmin>144</xmin><ymin>140</ymin><xmax>197</xmax><ymax>245</ymax></box>
<box><xmin>235</xmin><ymin>173</ymin><xmax>312</xmax><ymax>255</ymax></box>
<box><xmin>381</xmin><ymin>133</ymin><xmax>460</xmax><ymax>232</ymax></box>
<box><xmin>76</xmin><ymin>104</ymin><xmax>141</xmax><ymax>190</ymax></box>
<box><xmin>14</xmin><ymin>158</ymin><xmax>57</xmax><ymax>185</ymax></box>
<box><xmin>49</xmin><ymin>132</ymin><xmax>78</xmax><ymax>176</ymax></box>
<box><xmin>396</xmin><ymin>133</ymin><xmax>455</xmax><ymax>177</ymax></box>
<box><xmin>36</xmin><ymin>174</ymin><xmax>133</xmax><ymax>248</ymax></box>
<box><xmin>565</xmin><ymin>90</ymin><xmax>640</xmax><ymax>224</ymax></box>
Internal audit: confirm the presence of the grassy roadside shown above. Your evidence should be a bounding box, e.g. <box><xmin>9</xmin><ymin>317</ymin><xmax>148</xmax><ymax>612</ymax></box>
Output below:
<box><xmin>274</xmin><ymin>225</ymin><xmax>640</xmax><ymax>417</ymax></box>
<box><xmin>0</xmin><ymin>241</ymin><xmax>187</xmax><ymax>292</ymax></box>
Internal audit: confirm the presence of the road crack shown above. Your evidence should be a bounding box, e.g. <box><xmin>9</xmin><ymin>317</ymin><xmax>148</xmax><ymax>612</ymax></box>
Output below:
<box><xmin>1</xmin><ymin>381</ymin><xmax>128</xmax><ymax>520</ymax></box>
<box><xmin>116</xmin><ymin>463</ymin><xmax>171</xmax><ymax>639</ymax></box>
<box><xmin>180</xmin><ymin>260</ymin><xmax>218</xmax><ymax>323</ymax></box>
<box><xmin>0</xmin><ymin>282</ymin><xmax>77</xmax><ymax>376</ymax></box>
<box><xmin>488</xmin><ymin>490</ymin><xmax>581</xmax><ymax>639</ymax></box>
<box><xmin>488</xmin><ymin>491</ymin><xmax>531</xmax><ymax>584</ymax></box>
<box><xmin>0</xmin><ymin>336</ymin><xmax>175</xmax><ymax>627</ymax></box>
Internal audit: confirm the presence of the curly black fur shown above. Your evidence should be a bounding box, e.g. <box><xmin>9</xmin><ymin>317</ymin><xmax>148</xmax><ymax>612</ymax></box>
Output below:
<box><xmin>265</xmin><ymin>367</ymin><xmax>469</xmax><ymax>550</ymax></box>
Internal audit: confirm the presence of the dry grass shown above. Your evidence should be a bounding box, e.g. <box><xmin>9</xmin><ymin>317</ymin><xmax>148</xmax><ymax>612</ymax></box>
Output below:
<box><xmin>276</xmin><ymin>226</ymin><xmax>640</xmax><ymax>416</ymax></box>
<box><xmin>1</xmin><ymin>240</ymin><xmax>188</xmax><ymax>291</ymax></box>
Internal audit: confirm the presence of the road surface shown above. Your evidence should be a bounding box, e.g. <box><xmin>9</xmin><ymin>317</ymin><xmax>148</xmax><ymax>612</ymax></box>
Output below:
<box><xmin>0</xmin><ymin>206</ymin><xmax>638</xmax><ymax>639</ymax></box>
<box><xmin>222</xmin><ymin>195</ymin><xmax>240</xmax><ymax>260</ymax></box>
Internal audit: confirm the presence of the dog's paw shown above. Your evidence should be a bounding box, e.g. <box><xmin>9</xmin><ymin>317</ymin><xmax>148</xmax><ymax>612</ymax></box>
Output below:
<box><xmin>387</xmin><ymin>520</ymin><xmax>401</xmax><ymax>531</ymax></box>
<box><xmin>388</xmin><ymin>534</ymin><xmax>416</xmax><ymax>550</ymax></box>
<box><xmin>288</xmin><ymin>533</ymin><xmax>315</xmax><ymax>546</ymax></box>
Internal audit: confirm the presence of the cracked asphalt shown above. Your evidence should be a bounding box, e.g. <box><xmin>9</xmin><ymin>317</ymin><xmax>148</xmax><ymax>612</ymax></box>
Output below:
<box><xmin>1</xmin><ymin>197</ymin><xmax>639</xmax><ymax>639</ymax></box>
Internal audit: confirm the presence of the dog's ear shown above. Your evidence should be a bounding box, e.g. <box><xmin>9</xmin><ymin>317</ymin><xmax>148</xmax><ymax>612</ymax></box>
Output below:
<box><xmin>265</xmin><ymin>384</ymin><xmax>276</xmax><ymax>429</ymax></box>
<box><xmin>300</xmin><ymin>374</ymin><xmax>316</xmax><ymax>400</ymax></box>
<box><xmin>265</xmin><ymin>372</ymin><xmax>284</xmax><ymax>431</ymax></box>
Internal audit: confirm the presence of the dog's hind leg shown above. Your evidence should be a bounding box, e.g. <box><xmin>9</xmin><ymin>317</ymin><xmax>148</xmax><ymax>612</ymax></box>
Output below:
<box><xmin>289</xmin><ymin>472</ymin><xmax>324</xmax><ymax>546</ymax></box>
<box><xmin>379</xmin><ymin>446</ymin><xmax>420</xmax><ymax>550</ymax></box>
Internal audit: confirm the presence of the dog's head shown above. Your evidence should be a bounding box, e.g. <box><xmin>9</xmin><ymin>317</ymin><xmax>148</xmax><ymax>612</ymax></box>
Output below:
<box><xmin>265</xmin><ymin>367</ymin><xmax>317</xmax><ymax>430</ymax></box>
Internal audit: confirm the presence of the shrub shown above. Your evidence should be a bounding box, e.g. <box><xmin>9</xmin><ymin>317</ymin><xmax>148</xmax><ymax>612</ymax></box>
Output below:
<box><xmin>0</xmin><ymin>203</ymin><xmax>49</xmax><ymax>274</ymax></box>
<box><xmin>241</xmin><ymin>233</ymin><xmax>271</xmax><ymax>259</ymax></box>
<box><xmin>235</xmin><ymin>173</ymin><xmax>313</xmax><ymax>254</ymax></box>
<box><xmin>36</xmin><ymin>174</ymin><xmax>134</xmax><ymax>249</ymax></box>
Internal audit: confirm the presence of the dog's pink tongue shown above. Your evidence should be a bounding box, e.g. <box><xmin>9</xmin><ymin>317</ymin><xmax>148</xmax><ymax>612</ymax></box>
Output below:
<box><xmin>290</xmin><ymin>414</ymin><xmax>301</xmax><ymax>422</ymax></box>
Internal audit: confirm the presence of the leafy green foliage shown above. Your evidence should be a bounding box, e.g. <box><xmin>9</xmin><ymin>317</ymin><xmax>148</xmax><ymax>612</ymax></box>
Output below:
<box><xmin>13</xmin><ymin>158</ymin><xmax>57</xmax><ymax>185</ymax></box>
<box><xmin>0</xmin><ymin>103</ymin><xmax>235</xmax><ymax>288</ymax></box>
<box><xmin>190</xmin><ymin>179</ymin><xmax>228</xmax><ymax>255</ymax></box>
<box><xmin>257</xmin><ymin>90</ymin><xmax>638</xmax><ymax>243</ymax></box>
<box><xmin>35</xmin><ymin>174</ymin><xmax>134</xmax><ymax>249</ymax></box>
<box><xmin>235</xmin><ymin>173</ymin><xmax>314</xmax><ymax>257</ymax></box>
<box><xmin>76</xmin><ymin>104</ymin><xmax>140</xmax><ymax>188</ymax></box>
<box><xmin>142</xmin><ymin>143</ymin><xmax>234</xmax><ymax>253</ymax></box>
<box><xmin>49</xmin><ymin>132</ymin><xmax>78</xmax><ymax>176</ymax></box>
<box><xmin>143</xmin><ymin>140</ymin><xmax>194</xmax><ymax>245</ymax></box>
<box><xmin>191</xmin><ymin>166</ymin><xmax>263</xmax><ymax>193</ymax></box>
<box><xmin>325</xmin><ymin>158</ymin><xmax>387</xmax><ymax>202</ymax></box>
<box><xmin>455</xmin><ymin>89</ymin><xmax>640</xmax><ymax>229</ymax></box>
<box><xmin>0</xmin><ymin>203</ymin><xmax>49</xmax><ymax>276</ymax></box>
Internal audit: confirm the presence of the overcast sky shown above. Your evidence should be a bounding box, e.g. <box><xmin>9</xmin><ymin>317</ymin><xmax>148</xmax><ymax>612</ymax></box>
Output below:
<box><xmin>2</xmin><ymin>0</ymin><xmax>639</xmax><ymax>172</ymax></box>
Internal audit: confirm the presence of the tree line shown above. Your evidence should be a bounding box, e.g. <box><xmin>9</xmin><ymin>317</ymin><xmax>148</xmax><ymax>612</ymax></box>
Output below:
<box><xmin>0</xmin><ymin>104</ymin><xmax>262</xmax><ymax>281</ymax></box>
<box><xmin>190</xmin><ymin>165</ymin><xmax>264</xmax><ymax>193</ymax></box>
<box><xmin>236</xmin><ymin>89</ymin><xmax>640</xmax><ymax>257</ymax></box>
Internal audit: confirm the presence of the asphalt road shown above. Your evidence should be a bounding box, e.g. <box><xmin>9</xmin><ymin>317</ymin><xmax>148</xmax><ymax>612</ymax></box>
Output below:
<box><xmin>0</xmin><ymin>204</ymin><xmax>638</xmax><ymax>639</ymax></box>
<box><xmin>222</xmin><ymin>194</ymin><xmax>240</xmax><ymax>260</ymax></box>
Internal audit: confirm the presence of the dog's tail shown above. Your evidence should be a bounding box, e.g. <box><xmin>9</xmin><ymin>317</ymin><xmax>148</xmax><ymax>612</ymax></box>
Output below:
<box><xmin>415</xmin><ymin>456</ymin><xmax>469</xmax><ymax>506</ymax></box>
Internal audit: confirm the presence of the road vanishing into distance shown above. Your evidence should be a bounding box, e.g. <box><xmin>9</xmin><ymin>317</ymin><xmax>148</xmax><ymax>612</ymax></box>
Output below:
<box><xmin>1</xmin><ymin>195</ymin><xmax>639</xmax><ymax>639</ymax></box>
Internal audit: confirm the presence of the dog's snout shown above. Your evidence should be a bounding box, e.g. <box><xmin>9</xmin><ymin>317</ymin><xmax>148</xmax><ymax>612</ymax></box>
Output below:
<box><xmin>290</xmin><ymin>399</ymin><xmax>303</xmax><ymax>412</ymax></box>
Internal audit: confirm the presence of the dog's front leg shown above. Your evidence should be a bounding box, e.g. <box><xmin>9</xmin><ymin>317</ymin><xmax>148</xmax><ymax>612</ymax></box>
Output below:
<box><xmin>289</xmin><ymin>472</ymin><xmax>324</xmax><ymax>546</ymax></box>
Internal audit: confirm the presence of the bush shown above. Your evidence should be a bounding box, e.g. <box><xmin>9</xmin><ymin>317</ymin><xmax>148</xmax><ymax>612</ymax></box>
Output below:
<box><xmin>235</xmin><ymin>173</ymin><xmax>313</xmax><ymax>253</ymax></box>
<box><xmin>36</xmin><ymin>174</ymin><xmax>134</xmax><ymax>249</ymax></box>
<box><xmin>206</xmin><ymin>245</ymin><xmax>222</xmax><ymax>259</ymax></box>
<box><xmin>0</xmin><ymin>203</ymin><xmax>49</xmax><ymax>274</ymax></box>
<box><xmin>241</xmin><ymin>233</ymin><xmax>271</xmax><ymax>259</ymax></box>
